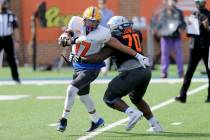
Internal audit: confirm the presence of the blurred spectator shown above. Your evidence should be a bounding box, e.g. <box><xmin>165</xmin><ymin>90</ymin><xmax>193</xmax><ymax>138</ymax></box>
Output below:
<box><xmin>157</xmin><ymin>0</ymin><xmax>186</xmax><ymax>78</ymax></box>
<box><xmin>150</xmin><ymin>14</ymin><xmax>176</xmax><ymax>70</ymax></box>
<box><xmin>132</xmin><ymin>16</ymin><xmax>147</xmax><ymax>30</ymax></box>
<box><xmin>98</xmin><ymin>0</ymin><xmax>113</xmax><ymax>28</ymax></box>
<box><xmin>176</xmin><ymin>0</ymin><xmax>210</xmax><ymax>103</ymax></box>
<box><xmin>98</xmin><ymin>0</ymin><xmax>113</xmax><ymax>76</ymax></box>
<box><xmin>0</xmin><ymin>0</ymin><xmax>21</xmax><ymax>83</ymax></box>
<box><xmin>150</xmin><ymin>14</ymin><xmax>161</xmax><ymax>70</ymax></box>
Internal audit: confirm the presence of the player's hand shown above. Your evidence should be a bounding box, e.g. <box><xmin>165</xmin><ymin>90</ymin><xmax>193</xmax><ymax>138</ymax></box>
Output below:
<box><xmin>58</xmin><ymin>33</ymin><xmax>71</xmax><ymax>47</ymax></box>
<box><xmin>69</xmin><ymin>53</ymin><xmax>75</xmax><ymax>62</ymax></box>
<box><xmin>135</xmin><ymin>53</ymin><xmax>150</xmax><ymax>68</ymax></box>
<box><xmin>69</xmin><ymin>53</ymin><xmax>86</xmax><ymax>63</ymax></box>
<box><xmin>202</xmin><ymin>18</ymin><xmax>210</xmax><ymax>31</ymax></box>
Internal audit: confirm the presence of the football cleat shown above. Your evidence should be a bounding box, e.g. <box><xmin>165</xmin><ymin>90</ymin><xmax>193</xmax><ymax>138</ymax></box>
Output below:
<box><xmin>205</xmin><ymin>98</ymin><xmax>210</xmax><ymax>103</ymax></box>
<box><xmin>175</xmin><ymin>96</ymin><xmax>186</xmax><ymax>103</ymax></box>
<box><xmin>57</xmin><ymin>118</ymin><xmax>67</xmax><ymax>132</ymax></box>
<box><xmin>86</xmin><ymin>118</ymin><xmax>104</xmax><ymax>132</ymax></box>
<box><xmin>125</xmin><ymin>109</ymin><xmax>143</xmax><ymax>131</ymax></box>
<box><xmin>147</xmin><ymin>122</ymin><xmax>163</xmax><ymax>133</ymax></box>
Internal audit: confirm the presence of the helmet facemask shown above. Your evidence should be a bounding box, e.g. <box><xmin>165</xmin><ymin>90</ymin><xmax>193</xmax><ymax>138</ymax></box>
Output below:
<box><xmin>84</xmin><ymin>18</ymin><xmax>100</xmax><ymax>33</ymax></box>
<box><xmin>107</xmin><ymin>16</ymin><xmax>132</xmax><ymax>34</ymax></box>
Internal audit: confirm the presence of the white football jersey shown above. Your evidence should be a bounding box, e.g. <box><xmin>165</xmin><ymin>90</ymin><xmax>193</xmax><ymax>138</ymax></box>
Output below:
<box><xmin>68</xmin><ymin>16</ymin><xmax>111</xmax><ymax>57</ymax></box>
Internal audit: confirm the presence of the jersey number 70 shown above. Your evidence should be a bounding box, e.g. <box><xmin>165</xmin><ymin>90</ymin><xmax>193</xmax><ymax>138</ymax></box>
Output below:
<box><xmin>122</xmin><ymin>33</ymin><xmax>142</xmax><ymax>52</ymax></box>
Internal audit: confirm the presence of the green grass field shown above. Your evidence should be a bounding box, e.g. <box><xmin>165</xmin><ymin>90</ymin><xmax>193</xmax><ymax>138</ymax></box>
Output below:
<box><xmin>0</xmin><ymin>64</ymin><xmax>207</xmax><ymax>80</ymax></box>
<box><xmin>0</xmin><ymin>65</ymin><xmax>210</xmax><ymax>140</ymax></box>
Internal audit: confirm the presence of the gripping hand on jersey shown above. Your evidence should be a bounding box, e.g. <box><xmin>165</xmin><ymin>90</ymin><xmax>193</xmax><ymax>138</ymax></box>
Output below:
<box><xmin>135</xmin><ymin>53</ymin><xmax>150</xmax><ymax>68</ymax></box>
<box><xmin>69</xmin><ymin>53</ymin><xmax>87</xmax><ymax>63</ymax></box>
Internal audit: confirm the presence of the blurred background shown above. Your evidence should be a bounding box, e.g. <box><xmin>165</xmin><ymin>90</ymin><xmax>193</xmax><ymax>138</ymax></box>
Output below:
<box><xmin>1</xmin><ymin>0</ymin><xmax>210</xmax><ymax>77</ymax></box>
<box><xmin>1</xmin><ymin>1</ymin><xmax>210</xmax><ymax>139</ymax></box>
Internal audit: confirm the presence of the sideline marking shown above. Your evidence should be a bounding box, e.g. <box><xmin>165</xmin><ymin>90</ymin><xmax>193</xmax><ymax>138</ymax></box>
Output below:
<box><xmin>0</xmin><ymin>95</ymin><xmax>30</xmax><ymax>100</ymax></box>
<box><xmin>36</xmin><ymin>96</ymin><xmax>65</xmax><ymax>100</ymax></box>
<box><xmin>170</xmin><ymin>122</ymin><xmax>182</xmax><ymax>126</ymax></box>
<box><xmin>48</xmin><ymin>123</ymin><xmax>58</xmax><ymax>127</ymax></box>
<box><xmin>77</xmin><ymin>83</ymin><xmax>208</xmax><ymax>140</ymax></box>
<box><xmin>0</xmin><ymin>78</ymin><xmax>208</xmax><ymax>86</ymax></box>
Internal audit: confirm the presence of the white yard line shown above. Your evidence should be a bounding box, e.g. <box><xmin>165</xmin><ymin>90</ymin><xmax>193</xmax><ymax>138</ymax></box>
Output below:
<box><xmin>77</xmin><ymin>83</ymin><xmax>208</xmax><ymax>140</ymax></box>
<box><xmin>0</xmin><ymin>95</ymin><xmax>30</xmax><ymax>100</ymax></box>
<box><xmin>0</xmin><ymin>78</ymin><xmax>208</xmax><ymax>86</ymax></box>
<box><xmin>36</xmin><ymin>96</ymin><xmax>65</xmax><ymax>100</ymax></box>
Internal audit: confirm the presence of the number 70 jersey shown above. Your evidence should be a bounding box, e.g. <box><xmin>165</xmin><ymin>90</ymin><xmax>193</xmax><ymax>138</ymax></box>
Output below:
<box><xmin>68</xmin><ymin>16</ymin><xmax>112</xmax><ymax>57</ymax></box>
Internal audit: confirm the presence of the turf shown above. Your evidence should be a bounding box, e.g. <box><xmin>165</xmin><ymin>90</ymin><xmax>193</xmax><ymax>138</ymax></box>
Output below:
<box><xmin>0</xmin><ymin>82</ymin><xmax>209</xmax><ymax>140</ymax></box>
<box><xmin>0</xmin><ymin>65</ymin><xmax>209</xmax><ymax>140</ymax></box>
<box><xmin>0</xmin><ymin>64</ymin><xmax>208</xmax><ymax>80</ymax></box>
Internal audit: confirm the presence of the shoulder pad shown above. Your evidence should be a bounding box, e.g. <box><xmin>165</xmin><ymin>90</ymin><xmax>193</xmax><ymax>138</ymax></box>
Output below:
<box><xmin>68</xmin><ymin>16</ymin><xmax>83</xmax><ymax>30</ymax></box>
<box><xmin>87</xmin><ymin>25</ymin><xmax>111</xmax><ymax>43</ymax></box>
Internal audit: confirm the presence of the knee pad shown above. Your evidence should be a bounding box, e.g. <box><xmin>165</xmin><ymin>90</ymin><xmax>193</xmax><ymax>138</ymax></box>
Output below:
<box><xmin>103</xmin><ymin>97</ymin><xmax>115</xmax><ymax>108</ymax></box>
<box><xmin>103</xmin><ymin>91</ymin><xmax>118</xmax><ymax>108</ymax></box>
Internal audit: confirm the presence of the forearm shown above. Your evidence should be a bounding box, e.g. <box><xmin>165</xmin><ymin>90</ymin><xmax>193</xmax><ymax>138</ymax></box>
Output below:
<box><xmin>13</xmin><ymin>28</ymin><xmax>20</xmax><ymax>42</ymax></box>
<box><xmin>84</xmin><ymin>47</ymin><xmax>113</xmax><ymax>63</ymax></box>
<box><xmin>106</xmin><ymin>37</ymin><xmax>137</xmax><ymax>57</ymax></box>
<box><xmin>180</xmin><ymin>12</ymin><xmax>186</xmax><ymax>30</ymax></box>
<box><xmin>84</xmin><ymin>54</ymin><xmax>105</xmax><ymax>63</ymax></box>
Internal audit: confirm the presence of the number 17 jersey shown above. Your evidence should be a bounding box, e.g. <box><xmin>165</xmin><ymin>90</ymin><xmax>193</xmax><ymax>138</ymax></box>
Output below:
<box><xmin>68</xmin><ymin>16</ymin><xmax>111</xmax><ymax>70</ymax></box>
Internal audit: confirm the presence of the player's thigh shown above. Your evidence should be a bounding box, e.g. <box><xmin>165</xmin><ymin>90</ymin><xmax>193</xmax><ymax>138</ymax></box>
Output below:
<box><xmin>71</xmin><ymin>69</ymin><xmax>100</xmax><ymax>90</ymax></box>
<box><xmin>129</xmin><ymin>68</ymin><xmax>151</xmax><ymax>103</ymax></box>
<box><xmin>77</xmin><ymin>84</ymin><xmax>90</xmax><ymax>96</ymax></box>
<box><xmin>104</xmin><ymin>73</ymin><xmax>128</xmax><ymax>101</ymax></box>
<box><xmin>0</xmin><ymin>39</ymin><xmax>3</xmax><ymax>52</ymax></box>
<box><xmin>104</xmin><ymin>69</ymin><xmax>141</xmax><ymax>100</ymax></box>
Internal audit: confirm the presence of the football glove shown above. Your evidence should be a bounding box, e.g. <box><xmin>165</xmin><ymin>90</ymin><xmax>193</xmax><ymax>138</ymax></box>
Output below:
<box><xmin>135</xmin><ymin>53</ymin><xmax>150</xmax><ymax>68</ymax></box>
<box><xmin>69</xmin><ymin>53</ymin><xmax>86</xmax><ymax>63</ymax></box>
<box><xmin>58</xmin><ymin>33</ymin><xmax>71</xmax><ymax>47</ymax></box>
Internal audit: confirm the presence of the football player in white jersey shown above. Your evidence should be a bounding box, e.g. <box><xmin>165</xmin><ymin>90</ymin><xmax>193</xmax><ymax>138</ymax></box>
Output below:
<box><xmin>57</xmin><ymin>6</ymin><xmax>148</xmax><ymax>132</ymax></box>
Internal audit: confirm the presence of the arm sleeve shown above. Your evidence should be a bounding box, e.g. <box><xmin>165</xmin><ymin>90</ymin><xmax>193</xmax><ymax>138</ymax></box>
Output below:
<box><xmin>103</xmin><ymin>31</ymin><xmax>112</xmax><ymax>43</ymax></box>
<box><xmin>179</xmin><ymin>10</ymin><xmax>186</xmax><ymax>30</ymax></box>
<box><xmin>67</xmin><ymin>16</ymin><xmax>76</xmax><ymax>30</ymax></box>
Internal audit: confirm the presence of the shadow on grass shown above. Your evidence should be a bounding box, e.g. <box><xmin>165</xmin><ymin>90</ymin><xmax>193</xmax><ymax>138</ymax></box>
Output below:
<box><xmin>64</xmin><ymin>134</ymin><xmax>84</xmax><ymax>138</ymax></box>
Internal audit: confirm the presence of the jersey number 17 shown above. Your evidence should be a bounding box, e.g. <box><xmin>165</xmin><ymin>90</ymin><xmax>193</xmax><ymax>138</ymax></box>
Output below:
<box><xmin>75</xmin><ymin>41</ymin><xmax>91</xmax><ymax>57</ymax></box>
